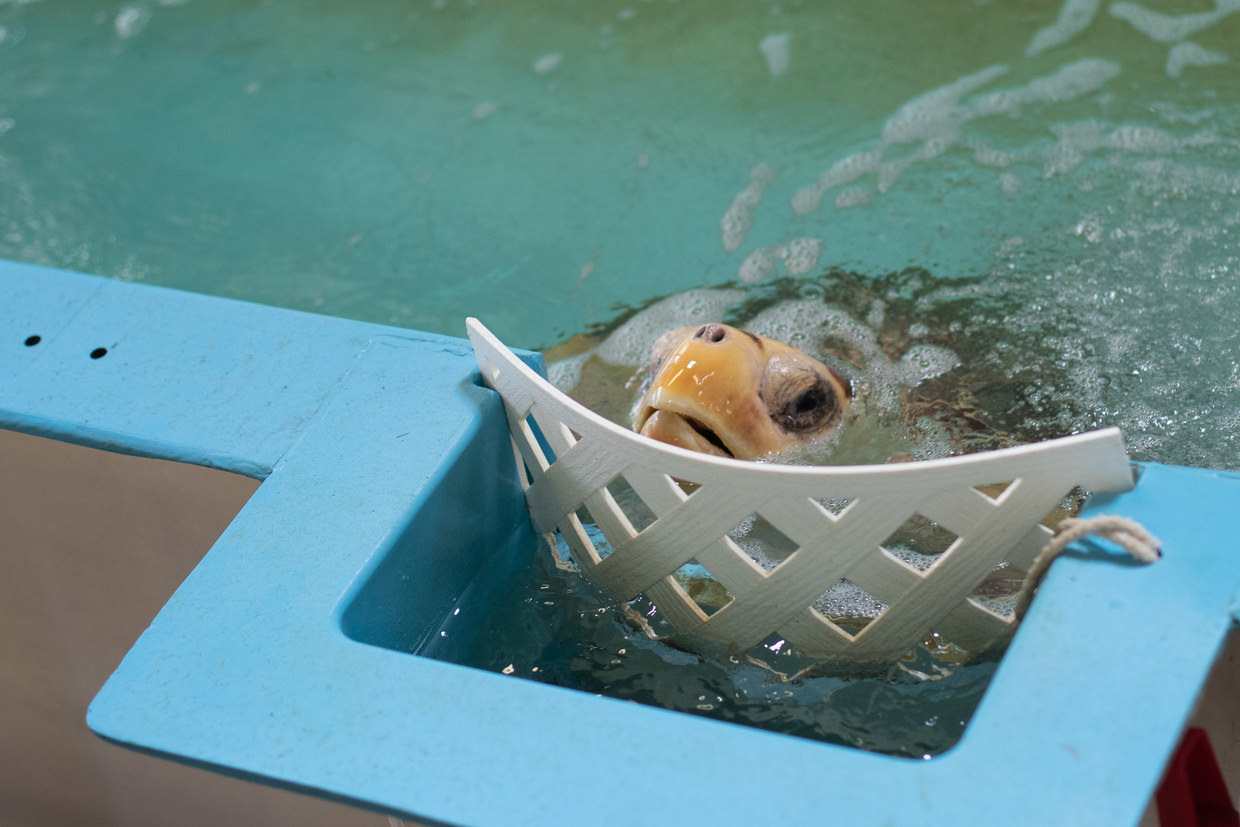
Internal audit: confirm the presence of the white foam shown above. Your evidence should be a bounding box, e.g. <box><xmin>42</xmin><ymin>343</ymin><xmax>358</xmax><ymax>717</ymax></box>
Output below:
<box><xmin>965</xmin><ymin>138</ymin><xmax>1019</xmax><ymax>169</ymax></box>
<box><xmin>791</xmin><ymin>149</ymin><xmax>881</xmax><ymax>215</ymax></box>
<box><xmin>1165</xmin><ymin>41</ymin><xmax>1229</xmax><ymax>78</ymax></box>
<box><xmin>1149</xmin><ymin>101</ymin><xmax>1215</xmax><ymax>126</ymax></box>
<box><xmin>737</xmin><ymin>238</ymin><xmax>825</xmax><ymax>283</ymax></box>
<box><xmin>114</xmin><ymin>5</ymin><xmax>150</xmax><ymax>38</ymax></box>
<box><xmin>721</xmin><ymin>162</ymin><xmax>778</xmax><ymax>252</ymax></box>
<box><xmin>746</xmin><ymin>299</ymin><xmax>959</xmax><ymax>413</ymax></box>
<box><xmin>864</xmin><ymin>298</ymin><xmax>885</xmax><ymax>330</ymax></box>
<box><xmin>966</xmin><ymin>59</ymin><xmax>1121</xmax><ymax>120</ymax></box>
<box><xmin>546</xmin><ymin>350</ymin><xmax>594</xmax><ymax>392</ymax></box>
<box><xmin>833</xmin><ymin>186</ymin><xmax>871</xmax><ymax>209</ymax></box>
<box><xmin>1041</xmin><ymin>120</ymin><xmax>1102</xmax><ymax>176</ymax></box>
<box><xmin>1039</xmin><ymin>119</ymin><xmax>1228</xmax><ymax>178</ymax></box>
<box><xmin>778</xmin><ymin>237</ymin><xmax>824</xmax><ymax>275</ymax></box>
<box><xmin>738</xmin><ymin>247</ymin><xmax>777</xmax><ymax>284</ymax></box>
<box><xmin>1026</xmin><ymin>0</ymin><xmax>1102</xmax><ymax>57</ymax></box>
<box><xmin>760</xmin><ymin>33</ymin><xmax>791</xmax><ymax>78</ymax></box>
<box><xmin>881</xmin><ymin>64</ymin><xmax>1009</xmax><ymax>147</ymax></box>
<box><xmin>889</xmin><ymin>344</ymin><xmax>961</xmax><ymax>399</ymax></box>
<box><xmin>877</xmin><ymin>137</ymin><xmax>948</xmax><ymax>193</ymax></box>
<box><xmin>595</xmin><ymin>288</ymin><xmax>748</xmax><ymax>366</ymax></box>
<box><xmin>789</xmin><ymin>57</ymin><xmax>1125</xmax><ymax>216</ymax></box>
<box><xmin>745</xmin><ymin>299</ymin><xmax>857</xmax><ymax>347</ymax></box>
<box><xmin>1106</xmin><ymin>124</ymin><xmax>1183</xmax><ymax>154</ymax></box>
<box><xmin>1110</xmin><ymin>0</ymin><xmax>1240</xmax><ymax>44</ymax></box>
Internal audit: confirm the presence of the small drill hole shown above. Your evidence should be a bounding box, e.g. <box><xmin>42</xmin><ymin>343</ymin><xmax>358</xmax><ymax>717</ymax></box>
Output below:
<box><xmin>24</xmin><ymin>335</ymin><xmax>41</xmax><ymax>346</ymax></box>
<box><xmin>90</xmin><ymin>347</ymin><xmax>108</xmax><ymax>359</ymax></box>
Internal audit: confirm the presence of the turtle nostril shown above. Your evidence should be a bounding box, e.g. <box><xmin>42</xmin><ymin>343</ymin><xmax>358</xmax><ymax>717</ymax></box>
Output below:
<box><xmin>694</xmin><ymin>324</ymin><xmax>727</xmax><ymax>343</ymax></box>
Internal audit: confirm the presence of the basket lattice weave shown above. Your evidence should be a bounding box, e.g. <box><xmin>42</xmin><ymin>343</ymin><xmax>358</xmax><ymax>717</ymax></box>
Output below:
<box><xmin>467</xmin><ymin>319</ymin><xmax>1135</xmax><ymax>663</ymax></box>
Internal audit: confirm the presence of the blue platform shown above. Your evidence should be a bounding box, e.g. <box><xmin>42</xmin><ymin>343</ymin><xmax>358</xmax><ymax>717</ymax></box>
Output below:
<box><xmin>3</xmin><ymin>259</ymin><xmax>1238</xmax><ymax>826</ymax></box>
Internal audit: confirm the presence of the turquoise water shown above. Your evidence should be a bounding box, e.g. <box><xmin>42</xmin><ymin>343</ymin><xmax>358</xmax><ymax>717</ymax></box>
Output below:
<box><xmin>3</xmin><ymin>0</ymin><xmax>1239</xmax><ymax>468</ymax></box>
<box><xmin>424</xmin><ymin>535</ymin><xmax>998</xmax><ymax>758</ymax></box>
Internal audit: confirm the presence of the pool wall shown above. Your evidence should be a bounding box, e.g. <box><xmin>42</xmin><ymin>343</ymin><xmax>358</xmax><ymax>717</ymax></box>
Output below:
<box><xmin>4</xmin><ymin>259</ymin><xmax>1240</xmax><ymax>826</ymax></box>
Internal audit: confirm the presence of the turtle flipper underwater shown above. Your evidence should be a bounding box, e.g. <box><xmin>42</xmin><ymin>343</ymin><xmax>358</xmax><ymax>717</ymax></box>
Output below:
<box><xmin>632</xmin><ymin>323</ymin><xmax>851</xmax><ymax>460</ymax></box>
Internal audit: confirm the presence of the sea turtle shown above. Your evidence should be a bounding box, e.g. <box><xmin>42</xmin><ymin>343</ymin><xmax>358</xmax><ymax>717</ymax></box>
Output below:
<box><xmin>547</xmin><ymin>277</ymin><xmax>974</xmax><ymax>466</ymax></box>
<box><xmin>633</xmin><ymin>323</ymin><xmax>852</xmax><ymax>460</ymax></box>
<box><xmin>545</xmin><ymin>269</ymin><xmax>1077</xmax><ymax>466</ymax></box>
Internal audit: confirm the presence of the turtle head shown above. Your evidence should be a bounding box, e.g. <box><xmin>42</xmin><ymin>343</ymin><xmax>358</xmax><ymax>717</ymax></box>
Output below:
<box><xmin>633</xmin><ymin>323</ymin><xmax>850</xmax><ymax>460</ymax></box>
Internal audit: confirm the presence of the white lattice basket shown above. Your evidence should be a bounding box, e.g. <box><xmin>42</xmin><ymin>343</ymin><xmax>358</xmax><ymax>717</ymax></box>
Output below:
<box><xmin>467</xmin><ymin>318</ymin><xmax>1136</xmax><ymax>664</ymax></box>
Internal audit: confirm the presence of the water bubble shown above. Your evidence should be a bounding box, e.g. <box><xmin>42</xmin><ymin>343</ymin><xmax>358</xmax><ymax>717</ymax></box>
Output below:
<box><xmin>533</xmin><ymin>52</ymin><xmax>563</xmax><ymax>74</ymax></box>
<box><xmin>721</xmin><ymin>163</ymin><xmax>778</xmax><ymax>252</ymax></box>
<box><xmin>114</xmin><ymin>5</ymin><xmax>150</xmax><ymax>38</ymax></box>
<box><xmin>1026</xmin><ymin>0</ymin><xmax>1102</xmax><ymax>57</ymax></box>
<box><xmin>1109</xmin><ymin>0</ymin><xmax>1240</xmax><ymax>43</ymax></box>
<box><xmin>759</xmin><ymin>33</ymin><xmax>790</xmax><ymax>78</ymax></box>
<box><xmin>834</xmin><ymin>186</ymin><xmax>871</xmax><ymax>209</ymax></box>
<box><xmin>1165</xmin><ymin>41</ymin><xmax>1228</xmax><ymax>79</ymax></box>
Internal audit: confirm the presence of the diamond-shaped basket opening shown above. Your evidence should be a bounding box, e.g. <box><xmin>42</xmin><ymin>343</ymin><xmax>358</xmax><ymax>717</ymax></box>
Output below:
<box><xmin>967</xmin><ymin>562</ymin><xmax>1027</xmax><ymax>619</ymax></box>
<box><xmin>728</xmin><ymin>513</ymin><xmax>801</xmax><ymax>572</ymax></box>
<box><xmin>881</xmin><ymin>513</ymin><xmax>960</xmax><ymax>572</ymax></box>
<box><xmin>602</xmin><ymin>474</ymin><xmax>659</xmax><ymax>534</ymax></box>
<box><xmin>570</xmin><ymin>504</ymin><xmax>614</xmax><ymax>561</ymax></box>
<box><xmin>1047</xmin><ymin>486</ymin><xmax>1089</xmax><ymax>528</ymax></box>
<box><xmin>812</xmin><ymin>496</ymin><xmax>856</xmax><ymax>518</ymax></box>
<box><xmin>811</xmin><ymin>579</ymin><xmax>888</xmax><ymax>637</ymax></box>
<box><xmin>673</xmin><ymin>559</ymin><xmax>735</xmax><ymax>617</ymax></box>
<box><xmin>972</xmin><ymin>480</ymin><xmax>1014</xmax><ymax>502</ymax></box>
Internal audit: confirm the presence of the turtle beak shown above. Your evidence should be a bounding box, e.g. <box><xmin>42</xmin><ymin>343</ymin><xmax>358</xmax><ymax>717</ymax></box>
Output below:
<box><xmin>636</xmin><ymin>408</ymin><xmax>734</xmax><ymax>458</ymax></box>
<box><xmin>633</xmin><ymin>324</ymin><xmax>784</xmax><ymax>459</ymax></box>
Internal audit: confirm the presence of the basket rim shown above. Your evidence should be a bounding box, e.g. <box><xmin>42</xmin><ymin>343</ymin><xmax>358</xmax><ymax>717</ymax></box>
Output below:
<box><xmin>466</xmin><ymin>316</ymin><xmax>1135</xmax><ymax>491</ymax></box>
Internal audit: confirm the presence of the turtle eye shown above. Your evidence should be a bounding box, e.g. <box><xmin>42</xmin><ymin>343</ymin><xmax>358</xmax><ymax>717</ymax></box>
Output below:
<box><xmin>775</xmin><ymin>377</ymin><xmax>838</xmax><ymax>433</ymax></box>
<box><xmin>789</xmin><ymin>385</ymin><xmax>828</xmax><ymax>419</ymax></box>
<box><xmin>763</xmin><ymin>357</ymin><xmax>844</xmax><ymax>435</ymax></box>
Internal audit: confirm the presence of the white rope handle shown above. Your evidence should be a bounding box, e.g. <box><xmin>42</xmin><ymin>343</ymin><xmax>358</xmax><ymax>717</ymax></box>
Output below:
<box><xmin>1015</xmin><ymin>515</ymin><xmax>1162</xmax><ymax>620</ymax></box>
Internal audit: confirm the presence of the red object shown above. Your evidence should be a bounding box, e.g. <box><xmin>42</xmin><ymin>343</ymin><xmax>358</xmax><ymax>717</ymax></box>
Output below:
<box><xmin>1156</xmin><ymin>727</ymin><xmax>1240</xmax><ymax>827</ymax></box>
